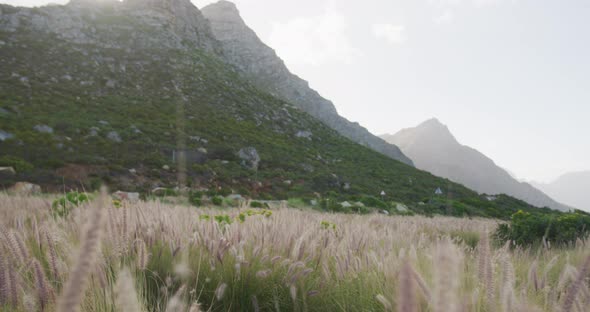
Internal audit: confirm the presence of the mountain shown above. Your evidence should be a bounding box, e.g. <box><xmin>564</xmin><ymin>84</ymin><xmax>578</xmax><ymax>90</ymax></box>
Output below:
<box><xmin>532</xmin><ymin>172</ymin><xmax>590</xmax><ymax>212</ymax></box>
<box><xmin>381</xmin><ymin>118</ymin><xmax>571</xmax><ymax>211</ymax></box>
<box><xmin>0</xmin><ymin>0</ymin><xmax>551</xmax><ymax>218</ymax></box>
<box><xmin>200</xmin><ymin>1</ymin><xmax>413</xmax><ymax>166</ymax></box>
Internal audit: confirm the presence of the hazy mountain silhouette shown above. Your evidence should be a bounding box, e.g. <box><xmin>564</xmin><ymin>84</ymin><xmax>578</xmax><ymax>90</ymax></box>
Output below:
<box><xmin>381</xmin><ymin>118</ymin><xmax>571</xmax><ymax>211</ymax></box>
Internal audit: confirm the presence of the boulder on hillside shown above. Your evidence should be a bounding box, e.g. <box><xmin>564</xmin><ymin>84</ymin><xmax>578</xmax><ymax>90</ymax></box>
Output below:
<box><xmin>9</xmin><ymin>182</ymin><xmax>41</xmax><ymax>195</ymax></box>
<box><xmin>107</xmin><ymin>131</ymin><xmax>122</xmax><ymax>142</ymax></box>
<box><xmin>0</xmin><ymin>130</ymin><xmax>14</xmax><ymax>141</ymax></box>
<box><xmin>238</xmin><ymin>147</ymin><xmax>260</xmax><ymax>170</ymax></box>
<box><xmin>295</xmin><ymin>130</ymin><xmax>312</xmax><ymax>140</ymax></box>
<box><xmin>0</xmin><ymin>167</ymin><xmax>16</xmax><ymax>175</ymax></box>
<box><xmin>112</xmin><ymin>191</ymin><xmax>140</xmax><ymax>202</ymax></box>
<box><xmin>33</xmin><ymin>124</ymin><xmax>54</xmax><ymax>134</ymax></box>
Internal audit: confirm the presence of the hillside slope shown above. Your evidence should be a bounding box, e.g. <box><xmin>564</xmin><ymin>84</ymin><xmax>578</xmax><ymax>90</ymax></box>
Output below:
<box><xmin>381</xmin><ymin>119</ymin><xmax>571</xmax><ymax>211</ymax></box>
<box><xmin>532</xmin><ymin>172</ymin><xmax>590</xmax><ymax>211</ymax></box>
<box><xmin>0</xmin><ymin>0</ymin><xmax>550</xmax><ymax>218</ymax></box>
<box><xmin>201</xmin><ymin>1</ymin><xmax>413</xmax><ymax>166</ymax></box>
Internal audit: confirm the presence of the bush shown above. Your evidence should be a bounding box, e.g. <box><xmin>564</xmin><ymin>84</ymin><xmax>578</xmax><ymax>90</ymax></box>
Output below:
<box><xmin>287</xmin><ymin>198</ymin><xmax>306</xmax><ymax>208</ymax></box>
<box><xmin>250</xmin><ymin>201</ymin><xmax>268</xmax><ymax>208</ymax></box>
<box><xmin>211</xmin><ymin>196</ymin><xmax>223</xmax><ymax>206</ymax></box>
<box><xmin>0</xmin><ymin>155</ymin><xmax>34</xmax><ymax>172</ymax></box>
<box><xmin>189</xmin><ymin>191</ymin><xmax>203</xmax><ymax>207</ymax></box>
<box><xmin>495</xmin><ymin>210</ymin><xmax>590</xmax><ymax>246</ymax></box>
<box><xmin>51</xmin><ymin>191</ymin><xmax>92</xmax><ymax>217</ymax></box>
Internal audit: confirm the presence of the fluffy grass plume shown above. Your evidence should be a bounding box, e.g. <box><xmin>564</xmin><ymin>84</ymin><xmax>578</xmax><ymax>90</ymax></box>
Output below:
<box><xmin>0</xmin><ymin>193</ymin><xmax>587</xmax><ymax>311</ymax></box>
<box><xmin>56</xmin><ymin>190</ymin><xmax>106</xmax><ymax>312</ymax></box>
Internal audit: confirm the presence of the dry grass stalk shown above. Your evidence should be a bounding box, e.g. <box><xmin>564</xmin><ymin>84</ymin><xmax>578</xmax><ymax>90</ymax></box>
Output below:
<box><xmin>376</xmin><ymin>294</ymin><xmax>392</xmax><ymax>311</ymax></box>
<box><xmin>500</xmin><ymin>252</ymin><xmax>515</xmax><ymax>312</ymax></box>
<box><xmin>562</xmin><ymin>255</ymin><xmax>590</xmax><ymax>312</ymax></box>
<box><xmin>115</xmin><ymin>268</ymin><xmax>142</xmax><ymax>312</ymax></box>
<box><xmin>0</xmin><ymin>248</ymin><xmax>6</xmax><ymax>305</ymax></box>
<box><xmin>33</xmin><ymin>258</ymin><xmax>53</xmax><ymax>311</ymax></box>
<box><xmin>433</xmin><ymin>238</ymin><xmax>461</xmax><ymax>312</ymax></box>
<box><xmin>215</xmin><ymin>283</ymin><xmax>228</xmax><ymax>301</ymax></box>
<box><xmin>397</xmin><ymin>260</ymin><xmax>418</xmax><ymax>312</ymax></box>
<box><xmin>56</xmin><ymin>191</ymin><xmax>106</xmax><ymax>312</ymax></box>
<box><xmin>478</xmin><ymin>230</ymin><xmax>494</xmax><ymax>307</ymax></box>
<box><xmin>8</xmin><ymin>261</ymin><xmax>18</xmax><ymax>307</ymax></box>
<box><xmin>45</xmin><ymin>229</ymin><xmax>60</xmax><ymax>282</ymax></box>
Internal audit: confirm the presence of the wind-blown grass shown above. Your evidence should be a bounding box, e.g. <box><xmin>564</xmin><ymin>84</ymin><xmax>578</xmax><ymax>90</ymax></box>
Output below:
<box><xmin>0</xmin><ymin>193</ymin><xmax>588</xmax><ymax>311</ymax></box>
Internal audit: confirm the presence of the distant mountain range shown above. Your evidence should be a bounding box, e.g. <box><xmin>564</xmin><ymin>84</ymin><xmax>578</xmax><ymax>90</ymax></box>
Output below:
<box><xmin>381</xmin><ymin>118</ymin><xmax>571</xmax><ymax>211</ymax></box>
<box><xmin>532</xmin><ymin>172</ymin><xmax>590</xmax><ymax>212</ymax></box>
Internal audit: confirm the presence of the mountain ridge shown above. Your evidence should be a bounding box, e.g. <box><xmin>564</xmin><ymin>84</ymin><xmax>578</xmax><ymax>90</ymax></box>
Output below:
<box><xmin>201</xmin><ymin>1</ymin><xmax>414</xmax><ymax>166</ymax></box>
<box><xmin>532</xmin><ymin>171</ymin><xmax>590</xmax><ymax>212</ymax></box>
<box><xmin>0</xmin><ymin>0</ymin><xmax>556</xmax><ymax>219</ymax></box>
<box><xmin>381</xmin><ymin>119</ymin><xmax>572</xmax><ymax>211</ymax></box>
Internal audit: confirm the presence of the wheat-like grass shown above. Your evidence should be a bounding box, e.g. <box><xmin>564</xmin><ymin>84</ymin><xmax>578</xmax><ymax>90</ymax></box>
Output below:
<box><xmin>115</xmin><ymin>268</ymin><xmax>142</xmax><ymax>312</ymax></box>
<box><xmin>397</xmin><ymin>260</ymin><xmax>418</xmax><ymax>312</ymax></box>
<box><xmin>0</xmin><ymin>193</ymin><xmax>587</xmax><ymax>311</ymax></box>
<box><xmin>433</xmin><ymin>238</ymin><xmax>461</xmax><ymax>312</ymax></box>
<box><xmin>0</xmin><ymin>247</ymin><xmax>6</xmax><ymax>305</ymax></box>
<box><xmin>562</xmin><ymin>254</ymin><xmax>590</xmax><ymax>312</ymax></box>
<box><xmin>33</xmin><ymin>258</ymin><xmax>53</xmax><ymax>311</ymax></box>
<box><xmin>56</xmin><ymin>191</ymin><xmax>106</xmax><ymax>312</ymax></box>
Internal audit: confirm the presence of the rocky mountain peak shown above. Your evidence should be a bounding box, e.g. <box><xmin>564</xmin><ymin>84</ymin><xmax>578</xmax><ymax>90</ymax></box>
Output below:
<box><xmin>202</xmin><ymin>0</ymin><xmax>240</xmax><ymax>16</ymax></box>
<box><xmin>415</xmin><ymin>118</ymin><xmax>456</xmax><ymax>142</ymax></box>
<box><xmin>381</xmin><ymin>119</ymin><xmax>571</xmax><ymax>211</ymax></box>
<box><xmin>1</xmin><ymin>0</ymin><xmax>219</xmax><ymax>53</ymax></box>
<box><xmin>387</xmin><ymin>118</ymin><xmax>457</xmax><ymax>149</ymax></box>
<box><xmin>202</xmin><ymin>1</ymin><xmax>414</xmax><ymax>166</ymax></box>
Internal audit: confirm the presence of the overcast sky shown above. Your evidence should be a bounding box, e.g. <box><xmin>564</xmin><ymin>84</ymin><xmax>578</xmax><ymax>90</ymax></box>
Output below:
<box><xmin>3</xmin><ymin>0</ymin><xmax>590</xmax><ymax>182</ymax></box>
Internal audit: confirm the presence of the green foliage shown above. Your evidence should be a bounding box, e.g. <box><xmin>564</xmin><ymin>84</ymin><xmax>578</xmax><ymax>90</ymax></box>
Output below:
<box><xmin>286</xmin><ymin>198</ymin><xmax>307</xmax><ymax>208</ymax></box>
<box><xmin>0</xmin><ymin>155</ymin><xmax>33</xmax><ymax>172</ymax></box>
<box><xmin>188</xmin><ymin>191</ymin><xmax>203</xmax><ymax>207</ymax></box>
<box><xmin>495</xmin><ymin>210</ymin><xmax>590</xmax><ymax>246</ymax></box>
<box><xmin>359</xmin><ymin>196</ymin><xmax>389</xmax><ymax>209</ymax></box>
<box><xmin>449</xmin><ymin>230</ymin><xmax>480</xmax><ymax>249</ymax></box>
<box><xmin>211</xmin><ymin>196</ymin><xmax>223</xmax><ymax>206</ymax></box>
<box><xmin>51</xmin><ymin>191</ymin><xmax>92</xmax><ymax>217</ymax></box>
<box><xmin>320</xmin><ymin>220</ymin><xmax>337</xmax><ymax>230</ymax></box>
<box><xmin>249</xmin><ymin>201</ymin><xmax>268</xmax><ymax>208</ymax></box>
<box><xmin>155</xmin><ymin>188</ymin><xmax>178</xmax><ymax>197</ymax></box>
<box><xmin>214</xmin><ymin>214</ymin><xmax>232</xmax><ymax>225</ymax></box>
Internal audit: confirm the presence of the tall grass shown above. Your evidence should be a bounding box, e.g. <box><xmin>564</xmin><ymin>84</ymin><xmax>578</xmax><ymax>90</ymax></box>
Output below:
<box><xmin>0</xmin><ymin>193</ymin><xmax>588</xmax><ymax>311</ymax></box>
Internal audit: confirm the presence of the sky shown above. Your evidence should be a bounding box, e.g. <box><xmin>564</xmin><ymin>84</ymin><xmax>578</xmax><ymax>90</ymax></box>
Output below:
<box><xmin>3</xmin><ymin>0</ymin><xmax>590</xmax><ymax>183</ymax></box>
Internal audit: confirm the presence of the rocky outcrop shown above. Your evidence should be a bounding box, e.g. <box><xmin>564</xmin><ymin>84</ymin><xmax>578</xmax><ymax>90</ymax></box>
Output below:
<box><xmin>238</xmin><ymin>146</ymin><xmax>260</xmax><ymax>170</ymax></box>
<box><xmin>381</xmin><ymin>118</ymin><xmax>571</xmax><ymax>211</ymax></box>
<box><xmin>9</xmin><ymin>182</ymin><xmax>41</xmax><ymax>195</ymax></box>
<box><xmin>201</xmin><ymin>1</ymin><xmax>413</xmax><ymax>166</ymax></box>
<box><xmin>0</xmin><ymin>0</ymin><xmax>220</xmax><ymax>53</ymax></box>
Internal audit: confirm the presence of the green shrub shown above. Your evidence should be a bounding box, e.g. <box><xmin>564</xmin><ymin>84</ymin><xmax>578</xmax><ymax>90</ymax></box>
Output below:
<box><xmin>0</xmin><ymin>155</ymin><xmax>34</xmax><ymax>172</ymax></box>
<box><xmin>495</xmin><ymin>210</ymin><xmax>590</xmax><ymax>246</ymax></box>
<box><xmin>250</xmin><ymin>201</ymin><xmax>268</xmax><ymax>208</ymax></box>
<box><xmin>211</xmin><ymin>196</ymin><xmax>223</xmax><ymax>206</ymax></box>
<box><xmin>51</xmin><ymin>191</ymin><xmax>92</xmax><ymax>217</ymax></box>
<box><xmin>287</xmin><ymin>198</ymin><xmax>306</xmax><ymax>208</ymax></box>
<box><xmin>189</xmin><ymin>191</ymin><xmax>203</xmax><ymax>207</ymax></box>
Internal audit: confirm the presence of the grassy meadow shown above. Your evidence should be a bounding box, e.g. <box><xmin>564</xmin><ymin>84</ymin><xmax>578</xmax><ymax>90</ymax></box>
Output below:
<box><xmin>0</xmin><ymin>192</ymin><xmax>588</xmax><ymax>312</ymax></box>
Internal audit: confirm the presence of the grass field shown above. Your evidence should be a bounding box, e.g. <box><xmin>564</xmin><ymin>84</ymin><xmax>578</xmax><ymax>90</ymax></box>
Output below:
<box><xmin>0</xmin><ymin>192</ymin><xmax>588</xmax><ymax>312</ymax></box>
